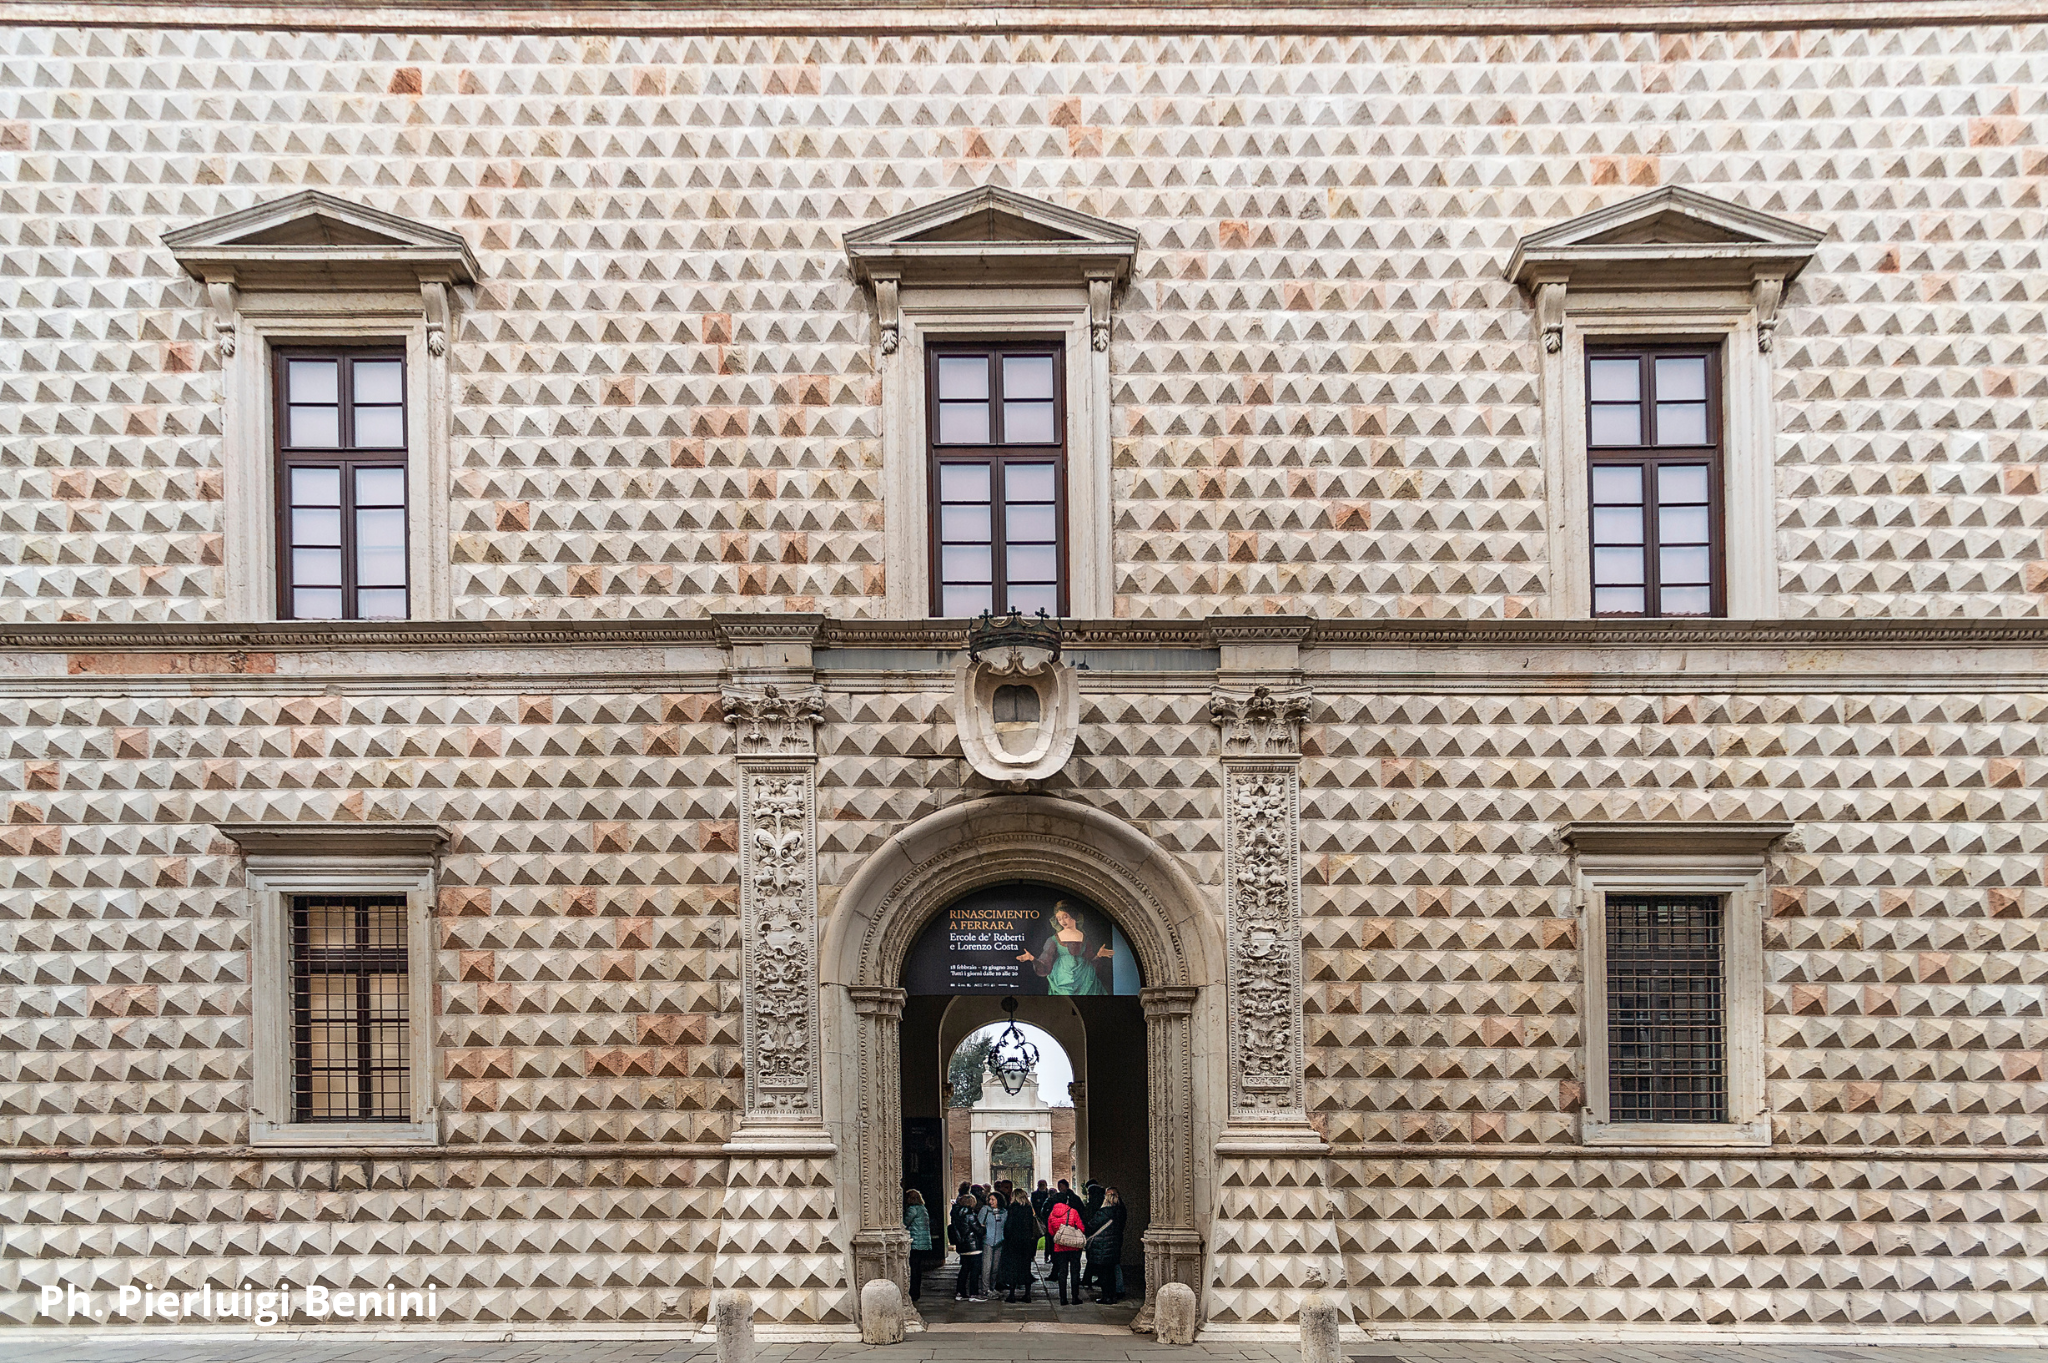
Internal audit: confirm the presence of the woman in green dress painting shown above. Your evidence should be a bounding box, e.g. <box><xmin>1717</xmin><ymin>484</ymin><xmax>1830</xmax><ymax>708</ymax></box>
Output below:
<box><xmin>1018</xmin><ymin>900</ymin><xmax>1113</xmax><ymax>996</ymax></box>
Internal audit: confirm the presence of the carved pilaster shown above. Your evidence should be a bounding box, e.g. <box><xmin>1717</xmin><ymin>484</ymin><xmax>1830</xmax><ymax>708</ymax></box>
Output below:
<box><xmin>1210</xmin><ymin>687</ymin><xmax>1312</xmax><ymax>1125</ymax></box>
<box><xmin>849</xmin><ymin>985</ymin><xmax>912</xmax><ymax>1310</ymax></box>
<box><xmin>736</xmin><ymin>764</ymin><xmax>824</xmax><ymax>1129</ymax></box>
<box><xmin>1134</xmin><ymin>984</ymin><xmax>1202</xmax><ymax>1334</ymax></box>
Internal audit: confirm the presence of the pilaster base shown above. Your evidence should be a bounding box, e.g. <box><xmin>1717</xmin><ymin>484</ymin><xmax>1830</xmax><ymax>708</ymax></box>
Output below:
<box><xmin>714</xmin><ymin>1140</ymin><xmax>851</xmax><ymax>1327</ymax></box>
<box><xmin>1133</xmin><ymin>1227</ymin><xmax>1206</xmax><ymax>1334</ymax></box>
<box><xmin>1205</xmin><ymin>1130</ymin><xmax>1344</xmax><ymax>1328</ymax></box>
<box><xmin>851</xmin><ymin>1227</ymin><xmax>921</xmax><ymax>1328</ymax></box>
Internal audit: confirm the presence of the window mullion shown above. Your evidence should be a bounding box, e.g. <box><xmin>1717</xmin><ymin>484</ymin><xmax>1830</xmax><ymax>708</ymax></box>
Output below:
<box><xmin>989</xmin><ymin>454</ymin><xmax>1009</xmax><ymax>614</ymax></box>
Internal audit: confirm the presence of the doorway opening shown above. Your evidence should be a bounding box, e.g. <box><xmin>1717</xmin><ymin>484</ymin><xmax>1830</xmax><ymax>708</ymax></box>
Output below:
<box><xmin>897</xmin><ymin>882</ymin><xmax>1148</xmax><ymax>1324</ymax></box>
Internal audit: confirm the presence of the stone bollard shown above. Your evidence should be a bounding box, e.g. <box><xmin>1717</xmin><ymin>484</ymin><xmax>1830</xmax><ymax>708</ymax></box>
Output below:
<box><xmin>860</xmin><ymin>1278</ymin><xmax>906</xmax><ymax>1345</ymax></box>
<box><xmin>1154</xmin><ymin>1281</ymin><xmax>1198</xmax><ymax>1345</ymax></box>
<box><xmin>712</xmin><ymin>1289</ymin><xmax>754</xmax><ymax>1363</ymax></box>
<box><xmin>1299</xmin><ymin>1275</ymin><xmax>1341</xmax><ymax>1363</ymax></box>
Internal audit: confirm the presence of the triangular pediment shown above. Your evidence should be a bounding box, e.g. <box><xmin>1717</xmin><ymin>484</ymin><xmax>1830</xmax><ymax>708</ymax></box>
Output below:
<box><xmin>1508</xmin><ymin>186</ymin><xmax>1822</xmax><ymax>290</ymax></box>
<box><xmin>165</xmin><ymin>191</ymin><xmax>479</xmax><ymax>287</ymax></box>
<box><xmin>845</xmin><ymin>187</ymin><xmax>1137</xmax><ymax>285</ymax></box>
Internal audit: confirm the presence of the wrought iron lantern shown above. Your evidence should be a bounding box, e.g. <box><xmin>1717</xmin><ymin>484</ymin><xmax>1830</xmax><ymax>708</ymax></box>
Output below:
<box><xmin>986</xmin><ymin>996</ymin><xmax>1040</xmax><ymax>1097</ymax></box>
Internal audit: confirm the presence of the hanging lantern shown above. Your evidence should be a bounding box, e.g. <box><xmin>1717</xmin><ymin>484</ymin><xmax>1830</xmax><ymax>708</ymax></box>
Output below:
<box><xmin>986</xmin><ymin>996</ymin><xmax>1040</xmax><ymax>1097</ymax></box>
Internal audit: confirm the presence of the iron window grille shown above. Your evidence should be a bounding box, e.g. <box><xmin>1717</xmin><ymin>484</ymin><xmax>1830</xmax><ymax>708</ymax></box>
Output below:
<box><xmin>290</xmin><ymin>894</ymin><xmax>412</xmax><ymax>1123</ymax></box>
<box><xmin>1585</xmin><ymin>344</ymin><xmax>1725</xmax><ymax>618</ymax></box>
<box><xmin>273</xmin><ymin>347</ymin><xmax>411</xmax><ymax>621</ymax></box>
<box><xmin>1604</xmin><ymin>893</ymin><xmax>1727</xmax><ymax>1124</ymax></box>
<box><xmin>926</xmin><ymin>342</ymin><xmax>1067</xmax><ymax>618</ymax></box>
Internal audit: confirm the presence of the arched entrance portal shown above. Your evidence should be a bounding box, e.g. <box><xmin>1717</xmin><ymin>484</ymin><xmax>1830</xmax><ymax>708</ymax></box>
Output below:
<box><xmin>821</xmin><ymin>796</ymin><xmax>1220</xmax><ymax>1333</ymax></box>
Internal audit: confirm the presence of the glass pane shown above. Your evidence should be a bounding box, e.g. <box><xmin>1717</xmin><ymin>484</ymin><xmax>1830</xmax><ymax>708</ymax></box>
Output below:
<box><xmin>288</xmin><ymin>359</ymin><xmax>339</xmax><ymax>404</ymax></box>
<box><xmin>1006</xmin><ymin>504</ymin><xmax>1056</xmax><ymax>541</ymax></box>
<box><xmin>355</xmin><ymin>507</ymin><xmax>406</xmax><ymax>551</ymax></box>
<box><xmin>1660</xmin><ymin>585</ymin><xmax>1713</xmax><ymax>616</ymax></box>
<box><xmin>1593</xmin><ymin>586</ymin><xmax>1646</xmax><ymax>614</ymax></box>
<box><xmin>291</xmin><ymin>466</ymin><xmax>342</xmax><ymax>504</ymax></box>
<box><xmin>356</xmin><ymin>588</ymin><xmax>408</xmax><ymax>619</ymax></box>
<box><xmin>936</xmin><ymin>356</ymin><xmax>989</xmax><ymax>400</ymax></box>
<box><xmin>1592</xmin><ymin>507</ymin><xmax>1643</xmax><ymax>544</ymax></box>
<box><xmin>1592</xmin><ymin>546</ymin><xmax>1644</xmax><ymax>587</ymax></box>
<box><xmin>353</xmin><ymin>360</ymin><xmax>403</xmax><ymax>404</ymax></box>
<box><xmin>1007</xmin><ymin>583</ymin><xmax>1058</xmax><ymax>615</ymax></box>
<box><xmin>942</xmin><ymin>584</ymin><xmax>992</xmax><ymax>617</ymax></box>
<box><xmin>1003</xmin><ymin>401</ymin><xmax>1056</xmax><ymax>445</ymax></box>
<box><xmin>940</xmin><ymin>504</ymin><xmax>991</xmax><ymax>542</ymax></box>
<box><xmin>1588</xmin><ymin>357</ymin><xmax>1640</xmax><ymax>402</ymax></box>
<box><xmin>291</xmin><ymin>507</ymin><xmax>342</xmax><ymax>547</ymax></box>
<box><xmin>1659</xmin><ymin>505</ymin><xmax>1711</xmax><ymax>543</ymax></box>
<box><xmin>1654</xmin><ymin>355</ymin><xmax>1707</xmax><ymax>402</ymax></box>
<box><xmin>1590</xmin><ymin>465</ymin><xmax>1642</xmax><ymax>503</ymax></box>
<box><xmin>1658</xmin><ymin>463</ymin><xmax>1710</xmax><ymax>503</ymax></box>
<box><xmin>941</xmin><ymin>545</ymin><xmax>992</xmax><ymax>582</ymax></box>
<box><xmin>289</xmin><ymin>406</ymin><xmax>340</xmax><ymax>448</ymax></box>
<box><xmin>1660</xmin><ymin>546</ymin><xmax>1711</xmax><ymax>584</ymax></box>
<box><xmin>937</xmin><ymin>402</ymin><xmax>990</xmax><ymax>445</ymax></box>
<box><xmin>1006</xmin><ymin>544</ymin><xmax>1057</xmax><ymax>582</ymax></box>
<box><xmin>294</xmin><ymin>587</ymin><xmax>343</xmax><ymax>619</ymax></box>
<box><xmin>357</xmin><ymin>547</ymin><xmax>407</xmax><ymax>588</ymax></box>
<box><xmin>1656</xmin><ymin>403</ymin><xmax>1708</xmax><ymax>446</ymax></box>
<box><xmin>1003</xmin><ymin>355</ymin><xmax>1055</xmax><ymax>401</ymax></box>
<box><xmin>1589</xmin><ymin>404</ymin><xmax>1641</xmax><ymax>447</ymax></box>
<box><xmin>354</xmin><ymin>406</ymin><xmax>406</xmax><ymax>449</ymax></box>
<box><xmin>938</xmin><ymin>462</ymin><xmax>990</xmax><ymax>502</ymax></box>
<box><xmin>355</xmin><ymin>466</ymin><xmax>407</xmax><ymax>506</ymax></box>
<box><xmin>1006</xmin><ymin>463</ymin><xmax>1056</xmax><ymax>503</ymax></box>
<box><xmin>293</xmin><ymin>547</ymin><xmax>342</xmax><ymax>586</ymax></box>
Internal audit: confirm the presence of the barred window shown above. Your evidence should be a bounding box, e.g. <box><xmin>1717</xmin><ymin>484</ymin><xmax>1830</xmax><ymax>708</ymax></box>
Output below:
<box><xmin>291</xmin><ymin>894</ymin><xmax>411</xmax><ymax>1122</ymax></box>
<box><xmin>1604</xmin><ymin>894</ymin><xmax>1726</xmax><ymax>1124</ymax></box>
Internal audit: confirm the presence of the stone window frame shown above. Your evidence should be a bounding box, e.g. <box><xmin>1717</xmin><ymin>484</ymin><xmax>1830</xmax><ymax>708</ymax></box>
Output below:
<box><xmin>222</xmin><ymin>824</ymin><xmax>445</xmax><ymax>1148</ymax></box>
<box><xmin>165</xmin><ymin>191</ymin><xmax>474</xmax><ymax>622</ymax></box>
<box><xmin>845</xmin><ymin>187</ymin><xmax>1136</xmax><ymax>620</ymax></box>
<box><xmin>1564</xmin><ymin>821</ymin><xmax>1789</xmax><ymax>1149</ymax></box>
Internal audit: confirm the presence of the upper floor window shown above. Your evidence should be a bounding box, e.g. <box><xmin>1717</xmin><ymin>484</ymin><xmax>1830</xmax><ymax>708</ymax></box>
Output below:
<box><xmin>1586</xmin><ymin>345</ymin><xmax>1723</xmax><ymax>618</ymax></box>
<box><xmin>274</xmin><ymin>348</ymin><xmax>411</xmax><ymax>621</ymax></box>
<box><xmin>927</xmin><ymin>342</ymin><xmax>1066</xmax><ymax>618</ymax></box>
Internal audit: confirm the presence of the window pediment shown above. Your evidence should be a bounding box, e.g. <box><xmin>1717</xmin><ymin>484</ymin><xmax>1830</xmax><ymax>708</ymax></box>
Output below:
<box><xmin>1508</xmin><ymin>186</ymin><xmax>1822</xmax><ymax>293</ymax></box>
<box><xmin>165</xmin><ymin>190</ymin><xmax>480</xmax><ymax>292</ymax></box>
<box><xmin>844</xmin><ymin>185</ymin><xmax>1138</xmax><ymax>288</ymax></box>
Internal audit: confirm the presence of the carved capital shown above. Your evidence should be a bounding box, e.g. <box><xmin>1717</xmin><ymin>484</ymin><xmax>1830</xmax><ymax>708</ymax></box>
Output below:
<box><xmin>204</xmin><ymin>276</ymin><xmax>239</xmax><ymax>357</ymax></box>
<box><xmin>738</xmin><ymin>767</ymin><xmax>821</xmax><ymax>1122</ymax></box>
<box><xmin>722</xmin><ymin>684</ymin><xmax>827</xmax><ymax>757</ymax></box>
<box><xmin>1209</xmin><ymin>684</ymin><xmax>1312</xmax><ymax>759</ymax></box>
<box><xmin>1535</xmin><ymin>278</ymin><xmax>1566</xmax><ymax>354</ymax></box>
<box><xmin>1752</xmin><ymin>271</ymin><xmax>1785</xmax><ymax>353</ymax></box>
<box><xmin>1140</xmin><ymin>984</ymin><xmax>1199</xmax><ymax>1020</ymax></box>
<box><xmin>1087</xmin><ymin>272</ymin><xmax>1114</xmax><ymax>353</ymax></box>
<box><xmin>849</xmin><ymin>984</ymin><xmax>907</xmax><ymax>1021</ymax></box>
<box><xmin>874</xmin><ymin>273</ymin><xmax>900</xmax><ymax>355</ymax></box>
<box><xmin>420</xmin><ymin>278</ymin><xmax>451</xmax><ymax>357</ymax></box>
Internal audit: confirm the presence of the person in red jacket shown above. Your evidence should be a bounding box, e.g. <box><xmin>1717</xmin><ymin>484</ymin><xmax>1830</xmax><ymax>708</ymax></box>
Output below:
<box><xmin>1046</xmin><ymin>1193</ymin><xmax>1086</xmax><ymax>1305</ymax></box>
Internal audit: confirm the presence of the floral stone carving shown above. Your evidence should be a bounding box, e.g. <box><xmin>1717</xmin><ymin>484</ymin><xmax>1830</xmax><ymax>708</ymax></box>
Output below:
<box><xmin>739</xmin><ymin>769</ymin><xmax>820</xmax><ymax>1119</ymax></box>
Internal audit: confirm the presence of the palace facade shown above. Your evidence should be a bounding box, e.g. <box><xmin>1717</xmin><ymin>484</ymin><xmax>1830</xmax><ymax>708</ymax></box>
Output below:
<box><xmin>2</xmin><ymin>0</ymin><xmax>2046</xmax><ymax>1345</ymax></box>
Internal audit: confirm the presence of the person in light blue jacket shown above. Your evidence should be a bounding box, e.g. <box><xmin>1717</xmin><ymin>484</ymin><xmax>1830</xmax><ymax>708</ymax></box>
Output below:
<box><xmin>902</xmin><ymin>1189</ymin><xmax>934</xmax><ymax>1302</ymax></box>
<box><xmin>977</xmin><ymin>1191</ymin><xmax>1007</xmax><ymax>1291</ymax></box>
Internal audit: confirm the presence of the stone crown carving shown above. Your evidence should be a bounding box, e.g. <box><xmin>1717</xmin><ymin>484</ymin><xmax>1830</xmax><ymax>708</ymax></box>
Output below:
<box><xmin>722</xmin><ymin>685</ymin><xmax>827</xmax><ymax>757</ymax></box>
<box><xmin>1210</xmin><ymin>685</ymin><xmax>1312</xmax><ymax>759</ymax></box>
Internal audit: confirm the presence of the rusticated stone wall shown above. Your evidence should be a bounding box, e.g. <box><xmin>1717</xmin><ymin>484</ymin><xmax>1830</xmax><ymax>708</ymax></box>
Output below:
<box><xmin>1</xmin><ymin>20</ymin><xmax>2045</xmax><ymax>623</ymax></box>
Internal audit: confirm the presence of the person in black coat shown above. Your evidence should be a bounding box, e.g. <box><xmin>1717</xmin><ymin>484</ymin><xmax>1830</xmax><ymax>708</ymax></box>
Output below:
<box><xmin>995</xmin><ymin>1189</ymin><xmax>1041</xmax><ymax>1302</ymax></box>
<box><xmin>1084</xmin><ymin>1187</ymin><xmax>1128</xmax><ymax>1303</ymax></box>
<box><xmin>948</xmin><ymin>1193</ymin><xmax>987</xmax><ymax>1300</ymax></box>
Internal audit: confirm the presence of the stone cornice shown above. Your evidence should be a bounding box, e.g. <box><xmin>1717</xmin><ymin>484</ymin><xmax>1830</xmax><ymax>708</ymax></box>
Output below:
<box><xmin>7</xmin><ymin>616</ymin><xmax>2048</xmax><ymax>655</ymax></box>
<box><xmin>5</xmin><ymin>1</ymin><xmax>2040</xmax><ymax>37</ymax></box>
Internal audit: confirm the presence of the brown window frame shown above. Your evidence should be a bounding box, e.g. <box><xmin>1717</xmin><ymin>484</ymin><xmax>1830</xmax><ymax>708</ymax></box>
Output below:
<box><xmin>1585</xmin><ymin>343</ymin><xmax>1727</xmax><ymax>619</ymax></box>
<box><xmin>289</xmin><ymin>893</ymin><xmax>412</xmax><ymax>1124</ymax></box>
<box><xmin>272</xmin><ymin>346</ymin><xmax>411</xmax><ymax>622</ymax></box>
<box><xmin>925</xmin><ymin>340</ymin><xmax>1069</xmax><ymax>618</ymax></box>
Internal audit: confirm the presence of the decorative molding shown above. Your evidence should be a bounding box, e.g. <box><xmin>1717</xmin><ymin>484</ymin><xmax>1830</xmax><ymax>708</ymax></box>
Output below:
<box><xmin>722</xmin><ymin>685</ymin><xmax>828</xmax><ymax>758</ymax></box>
<box><xmin>844</xmin><ymin>184</ymin><xmax>1139</xmax><ymax>289</ymax></box>
<box><xmin>1560</xmin><ymin>820</ymin><xmax>1797</xmax><ymax>858</ymax></box>
<box><xmin>218</xmin><ymin>821</ymin><xmax>447</xmax><ymax>861</ymax></box>
<box><xmin>1209</xmin><ymin>684</ymin><xmax>1312</xmax><ymax>759</ymax></box>
<box><xmin>164</xmin><ymin>189</ymin><xmax>482</xmax><ymax>293</ymax></box>
<box><xmin>736</xmin><ymin>766</ymin><xmax>822</xmax><ymax>1124</ymax></box>
<box><xmin>1507</xmin><ymin>185</ymin><xmax>1823</xmax><ymax>295</ymax></box>
<box><xmin>1219</xmin><ymin>765</ymin><xmax>1306</xmax><ymax>1120</ymax></box>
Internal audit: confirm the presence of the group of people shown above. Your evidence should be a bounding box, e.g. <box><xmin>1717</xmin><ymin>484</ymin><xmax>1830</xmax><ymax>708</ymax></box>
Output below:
<box><xmin>900</xmin><ymin>1178</ymin><xmax>1127</xmax><ymax>1307</ymax></box>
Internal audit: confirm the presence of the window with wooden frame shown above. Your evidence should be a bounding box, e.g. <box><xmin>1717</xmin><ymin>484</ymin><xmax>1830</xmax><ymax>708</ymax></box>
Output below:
<box><xmin>926</xmin><ymin>342</ymin><xmax>1066</xmax><ymax>618</ymax></box>
<box><xmin>1585</xmin><ymin>345</ymin><xmax>1724</xmax><ymax>618</ymax></box>
<box><xmin>273</xmin><ymin>348</ymin><xmax>411</xmax><ymax>621</ymax></box>
<box><xmin>290</xmin><ymin>894</ymin><xmax>411</xmax><ymax>1123</ymax></box>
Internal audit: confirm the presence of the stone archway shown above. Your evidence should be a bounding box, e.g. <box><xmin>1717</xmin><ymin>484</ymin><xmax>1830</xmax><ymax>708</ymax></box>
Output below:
<box><xmin>820</xmin><ymin>795</ymin><xmax>1221</xmax><ymax>1331</ymax></box>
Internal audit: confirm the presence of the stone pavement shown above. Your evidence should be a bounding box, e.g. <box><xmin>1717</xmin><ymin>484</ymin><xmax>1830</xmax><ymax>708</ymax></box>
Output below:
<box><xmin>9</xmin><ymin>1338</ymin><xmax>2048</xmax><ymax>1363</ymax></box>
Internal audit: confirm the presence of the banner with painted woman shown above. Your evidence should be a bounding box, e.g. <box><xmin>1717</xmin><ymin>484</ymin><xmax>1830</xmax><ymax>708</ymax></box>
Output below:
<box><xmin>902</xmin><ymin>882</ymin><xmax>1140</xmax><ymax>996</ymax></box>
